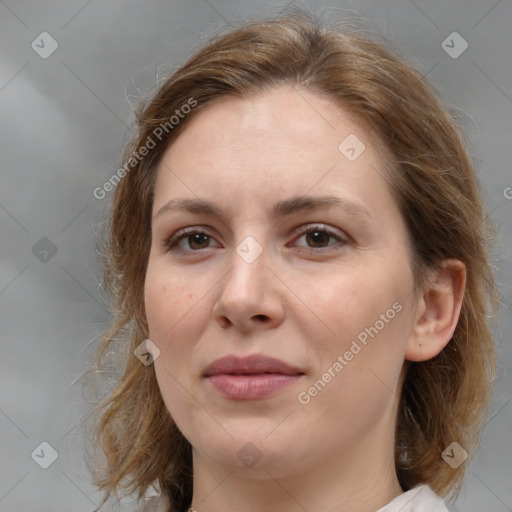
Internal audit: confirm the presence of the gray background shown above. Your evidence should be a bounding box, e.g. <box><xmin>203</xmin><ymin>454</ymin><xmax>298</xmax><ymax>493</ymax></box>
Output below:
<box><xmin>1</xmin><ymin>0</ymin><xmax>511</xmax><ymax>511</ymax></box>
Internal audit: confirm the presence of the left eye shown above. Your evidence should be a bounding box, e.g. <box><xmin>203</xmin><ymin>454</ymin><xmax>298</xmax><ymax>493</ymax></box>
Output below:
<box><xmin>290</xmin><ymin>224</ymin><xmax>347</xmax><ymax>250</ymax></box>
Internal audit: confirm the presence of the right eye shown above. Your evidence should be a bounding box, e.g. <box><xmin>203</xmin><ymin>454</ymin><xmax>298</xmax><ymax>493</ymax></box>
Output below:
<box><xmin>164</xmin><ymin>227</ymin><xmax>221</xmax><ymax>253</ymax></box>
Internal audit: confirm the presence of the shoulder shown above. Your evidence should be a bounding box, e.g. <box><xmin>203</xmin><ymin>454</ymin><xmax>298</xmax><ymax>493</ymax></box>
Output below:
<box><xmin>376</xmin><ymin>484</ymin><xmax>450</xmax><ymax>512</ymax></box>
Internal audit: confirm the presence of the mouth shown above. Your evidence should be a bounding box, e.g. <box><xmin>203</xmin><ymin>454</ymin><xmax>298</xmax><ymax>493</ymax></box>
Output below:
<box><xmin>203</xmin><ymin>354</ymin><xmax>305</xmax><ymax>400</ymax></box>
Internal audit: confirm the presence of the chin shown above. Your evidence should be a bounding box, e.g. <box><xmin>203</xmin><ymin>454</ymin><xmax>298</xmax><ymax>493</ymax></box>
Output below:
<box><xmin>187</xmin><ymin>421</ymin><xmax>308</xmax><ymax>476</ymax></box>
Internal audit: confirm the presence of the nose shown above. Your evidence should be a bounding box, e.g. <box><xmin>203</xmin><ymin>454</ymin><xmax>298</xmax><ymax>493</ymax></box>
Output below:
<box><xmin>212</xmin><ymin>242</ymin><xmax>285</xmax><ymax>333</ymax></box>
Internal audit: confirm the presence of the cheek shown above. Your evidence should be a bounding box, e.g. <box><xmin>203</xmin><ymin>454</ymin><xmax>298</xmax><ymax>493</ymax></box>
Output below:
<box><xmin>144</xmin><ymin>262</ymin><xmax>195</xmax><ymax>343</ymax></box>
<box><xmin>144</xmin><ymin>260</ymin><xmax>218</xmax><ymax>384</ymax></box>
<box><xmin>144</xmin><ymin>265</ymin><xmax>210</xmax><ymax>431</ymax></box>
<box><xmin>301</xmin><ymin>266</ymin><xmax>410</xmax><ymax>369</ymax></box>
<box><xmin>295</xmin><ymin>270</ymin><xmax>390</xmax><ymax>334</ymax></box>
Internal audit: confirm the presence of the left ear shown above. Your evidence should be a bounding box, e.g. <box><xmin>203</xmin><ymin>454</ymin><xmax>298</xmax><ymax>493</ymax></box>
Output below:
<box><xmin>405</xmin><ymin>259</ymin><xmax>466</xmax><ymax>362</ymax></box>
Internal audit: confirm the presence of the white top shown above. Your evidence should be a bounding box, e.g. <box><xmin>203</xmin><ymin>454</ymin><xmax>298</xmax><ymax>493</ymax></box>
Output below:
<box><xmin>376</xmin><ymin>484</ymin><xmax>449</xmax><ymax>511</ymax></box>
<box><xmin>132</xmin><ymin>484</ymin><xmax>449</xmax><ymax>511</ymax></box>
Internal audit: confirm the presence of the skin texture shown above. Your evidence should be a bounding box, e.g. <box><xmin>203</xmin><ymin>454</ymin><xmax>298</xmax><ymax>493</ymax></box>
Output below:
<box><xmin>144</xmin><ymin>85</ymin><xmax>466</xmax><ymax>512</ymax></box>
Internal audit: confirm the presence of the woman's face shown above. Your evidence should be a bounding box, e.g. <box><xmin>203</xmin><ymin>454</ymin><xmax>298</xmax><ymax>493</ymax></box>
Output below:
<box><xmin>145</xmin><ymin>85</ymin><xmax>421</xmax><ymax>478</ymax></box>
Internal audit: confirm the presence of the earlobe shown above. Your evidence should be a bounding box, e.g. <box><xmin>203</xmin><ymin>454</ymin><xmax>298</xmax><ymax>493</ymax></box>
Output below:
<box><xmin>405</xmin><ymin>259</ymin><xmax>466</xmax><ymax>362</ymax></box>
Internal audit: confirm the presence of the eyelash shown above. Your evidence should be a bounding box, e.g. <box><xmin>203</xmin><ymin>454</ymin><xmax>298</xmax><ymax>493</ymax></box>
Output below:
<box><xmin>163</xmin><ymin>223</ymin><xmax>349</xmax><ymax>254</ymax></box>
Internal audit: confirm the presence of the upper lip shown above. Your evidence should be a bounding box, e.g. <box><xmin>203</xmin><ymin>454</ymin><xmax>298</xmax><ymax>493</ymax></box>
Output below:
<box><xmin>203</xmin><ymin>354</ymin><xmax>304</xmax><ymax>377</ymax></box>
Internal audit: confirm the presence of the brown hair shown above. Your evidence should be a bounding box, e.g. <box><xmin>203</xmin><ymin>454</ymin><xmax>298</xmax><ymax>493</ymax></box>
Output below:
<box><xmin>83</xmin><ymin>10</ymin><xmax>498</xmax><ymax>512</ymax></box>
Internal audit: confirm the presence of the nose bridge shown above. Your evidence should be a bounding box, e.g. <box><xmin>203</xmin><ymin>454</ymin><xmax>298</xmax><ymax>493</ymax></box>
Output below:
<box><xmin>213</xmin><ymin>231</ymin><xmax>283</xmax><ymax>330</ymax></box>
<box><xmin>224</xmin><ymin>214</ymin><xmax>269</xmax><ymax>287</ymax></box>
<box><xmin>225</xmin><ymin>234</ymin><xmax>268</xmax><ymax>300</ymax></box>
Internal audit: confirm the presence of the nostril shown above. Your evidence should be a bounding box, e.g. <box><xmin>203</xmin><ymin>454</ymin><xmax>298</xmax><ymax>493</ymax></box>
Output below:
<box><xmin>216</xmin><ymin>316</ymin><xmax>232</xmax><ymax>329</ymax></box>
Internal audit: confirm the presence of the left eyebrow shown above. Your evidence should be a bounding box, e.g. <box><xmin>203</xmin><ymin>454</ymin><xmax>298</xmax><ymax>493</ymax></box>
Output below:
<box><xmin>153</xmin><ymin>194</ymin><xmax>372</xmax><ymax>221</ymax></box>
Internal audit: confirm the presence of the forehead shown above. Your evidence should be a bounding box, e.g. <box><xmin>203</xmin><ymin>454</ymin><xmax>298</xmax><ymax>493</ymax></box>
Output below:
<box><xmin>171</xmin><ymin>86</ymin><xmax>376</xmax><ymax>153</ymax></box>
<box><xmin>153</xmin><ymin>85</ymin><xmax>397</xmax><ymax>220</ymax></box>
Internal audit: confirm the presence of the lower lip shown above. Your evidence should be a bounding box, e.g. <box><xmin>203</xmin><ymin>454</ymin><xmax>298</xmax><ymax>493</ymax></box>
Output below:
<box><xmin>206</xmin><ymin>373</ymin><xmax>303</xmax><ymax>400</ymax></box>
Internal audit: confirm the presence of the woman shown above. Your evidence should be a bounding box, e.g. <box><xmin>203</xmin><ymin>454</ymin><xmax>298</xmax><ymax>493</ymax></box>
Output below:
<box><xmin>85</xmin><ymin>11</ymin><xmax>497</xmax><ymax>512</ymax></box>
